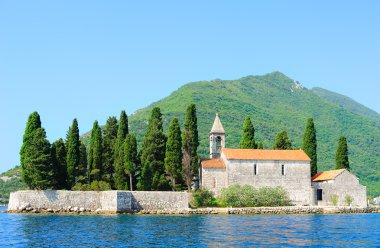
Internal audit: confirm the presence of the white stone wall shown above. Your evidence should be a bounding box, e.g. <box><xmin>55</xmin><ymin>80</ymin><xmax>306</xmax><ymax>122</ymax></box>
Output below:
<box><xmin>225</xmin><ymin>159</ymin><xmax>312</xmax><ymax>205</ymax></box>
<box><xmin>313</xmin><ymin>170</ymin><xmax>367</xmax><ymax>207</ymax></box>
<box><xmin>201</xmin><ymin>168</ymin><xmax>227</xmax><ymax>197</ymax></box>
<box><xmin>8</xmin><ymin>190</ymin><xmax>189</xmax><ymax>212</ymax></box>
<box><xmin>130</xmin><ymin>191</ymin><xmax>189</xmax><ymax>210</ymax></box>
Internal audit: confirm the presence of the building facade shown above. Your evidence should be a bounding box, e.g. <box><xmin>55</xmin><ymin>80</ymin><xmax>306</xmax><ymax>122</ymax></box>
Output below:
<box><xmin>201</xmin><ymin>114</ymin><xmax>367</xmax><ymax>207</ymax></box>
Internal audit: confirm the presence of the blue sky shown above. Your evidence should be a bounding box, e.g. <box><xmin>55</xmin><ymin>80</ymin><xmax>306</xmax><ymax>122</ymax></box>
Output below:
<box><xmin>1</xmin><ymin>1</ymin><xmax>379</xmax><ymax>173</ymax></box>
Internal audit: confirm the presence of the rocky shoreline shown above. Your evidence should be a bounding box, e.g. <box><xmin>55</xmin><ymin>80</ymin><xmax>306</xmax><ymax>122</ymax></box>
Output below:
<box><xmin>5</xmin><ymin>206</ymin><xmax>380</xmax><ymax>215</ymax></box>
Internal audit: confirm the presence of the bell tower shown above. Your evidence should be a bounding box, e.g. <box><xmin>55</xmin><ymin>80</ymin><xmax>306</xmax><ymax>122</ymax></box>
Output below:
<box><xmin>210</xmin><ymin>113</ymin><xmax>225</xmax><ymax>158</ymax></box>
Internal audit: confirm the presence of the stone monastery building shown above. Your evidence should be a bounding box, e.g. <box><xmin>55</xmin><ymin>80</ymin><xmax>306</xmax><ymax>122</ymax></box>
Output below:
<box><xmin>200</xmin><ymin>114</ymin><xmax>367</xmax><ymax>207</ymax></box>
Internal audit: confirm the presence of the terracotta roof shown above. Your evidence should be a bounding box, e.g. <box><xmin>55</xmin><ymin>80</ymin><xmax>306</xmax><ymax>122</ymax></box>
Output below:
<box><xmin>222</xmin><ymin>148</ymin><xmax>311</xmax><ymax>161</ymax></box>
<box><xmin>202</xmin><ymin>159</ymin><xmax>226</xmax><ymax>169</ymax></box>
<box><xmin>312</xmin><ymin>169</ymin><xmax>346</xmax><ymax>182</ymax></box>
<box><xmin>210</xmin><ymin>113</ymin><xmax>225</xmax><ymax>133</ymax></box>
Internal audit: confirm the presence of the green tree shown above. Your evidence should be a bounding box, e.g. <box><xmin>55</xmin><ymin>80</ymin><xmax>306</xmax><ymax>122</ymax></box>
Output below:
<box><xmin>165</xmin><ymin>118</ymin><xmax>183</xmax><ymax>191</ymax></box>
<box><xmin>302</xmin><ymin>118</ymin><xmax>318</xmax><ymax>176</ymax></box>
<box><xmin>335</xmin><ymin>136</ymin><xmax>350</xmax><ymax>170</ymax></box>
<box><xmin>124</xmin><ymin>134</ymin><xmax>138</xmax><ymax>191</ymax></box>
<box><xmin>139</xmin><ymin>107</ymin><xmax>168</xmax><ymax>190</ymax></box>
<box><xmin>114</xmin><ymin>111</ymin><xmax>129</xmax><ymax>189</ymax></box>
<box><xmin>273</xmin><ymin>130</ymin><xmax>292</xmax><ymax>150</ymax></box>
<box><xmin>102</xmin><ymin>116</ymin><xmax>118</xmax><ymax>185</ymax></box>
<box><xmin>66</xmin><ymin>119</ymin><xmax>81</xmax><ymax>188</ymax></box>
<box><xmin>20</xmin><ymin>112</ymin><xmax>42</xmax><ymax>187</ymax></box>
<box><xmin>29</xmin><ymin>128</ymin><xmax>54</xmax><ymax>189</ymax></box>
<box><xmin>78</xmin><ymin>143</ymin><xmax>87</xmax><ymax>183</ymax></box>
<box><xmin>240</xmin><ymin>116</ymin><xmax>256</xmax><ymax>149</ymax></box>
<box><xmin>182</xmin><ymin>104</ymin><xmax>199</xmax><ymax>191</ymax></box>
<box><xmin>51</xmin><ymin>138</ymin><xmax>68</xmax><ymax>189</ymax></box>
<box><xmin>88</xmin><ymin>120</ymin><xmax>103</xmax><ymax>182</ymax></box>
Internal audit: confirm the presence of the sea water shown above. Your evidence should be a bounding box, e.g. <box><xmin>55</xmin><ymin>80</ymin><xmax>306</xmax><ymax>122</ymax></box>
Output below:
<box><xmin>0</xmin><ymin>206</ymin><xmax>379</xmax><ymax>247</ymax></box>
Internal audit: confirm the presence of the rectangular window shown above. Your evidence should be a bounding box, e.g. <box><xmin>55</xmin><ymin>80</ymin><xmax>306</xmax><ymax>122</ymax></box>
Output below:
<box><xmin>254</xmin><ymin>164</ymin><xmax>257</xmax><ymax>175</ymax></box>
<box><xmin>281</xmin><ymin>164</ymin><xmax>285</xmax><ymax>175</ymax></box>
<box><xmin>317</xmin><ymin>189</ymin><xmax>323</xmax><ymax>201</ymax></box>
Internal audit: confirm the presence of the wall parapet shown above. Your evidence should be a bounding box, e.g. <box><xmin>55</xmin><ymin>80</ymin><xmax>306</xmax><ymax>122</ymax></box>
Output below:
<box><xmin>8</xmin><ymin>190</ymin><xmax>189</xmax><ymax>213</ymax></box>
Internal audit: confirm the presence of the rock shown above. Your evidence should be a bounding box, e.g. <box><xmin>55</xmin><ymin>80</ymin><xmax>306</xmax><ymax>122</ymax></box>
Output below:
<box><xmin>73</xmin><ymin>207</ymin><xmax>79</xmax><ymax>212</ymax></box>
<box><xmin>67</xmin><ymin>206</ymin><xmax>72</xmax><ymax>211</ymax></box>
<box><xmin>95</xmin><ymin>208</ymin><xmax>102</xmax><ymax>213</ymax></box>
<box><xmin>79</xmin><ymin>207</ymin><xmax>85</xmax><ymax>212</ymax></box>
<box><xmin>47</xmin><ymin>209</ymin><xmax>53</xmax><ymax>213</ymax></box>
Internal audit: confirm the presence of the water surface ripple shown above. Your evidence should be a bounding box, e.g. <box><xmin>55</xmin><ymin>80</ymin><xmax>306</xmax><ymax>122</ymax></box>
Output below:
<box><xmin>1</xmin><ymin>207</ymin><xmax>379</xmax><ymax>247</ymax></box>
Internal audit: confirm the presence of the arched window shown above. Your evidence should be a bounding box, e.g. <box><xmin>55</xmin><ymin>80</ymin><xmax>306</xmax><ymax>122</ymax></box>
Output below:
<box><xmin>216</xmin><ymin>136</ymin><xmax>222</xmax><ymax>152</ymax></box>
<box><xmin>281</xmin><ymin>164</ymin><xmax>285</xmax><ymax>176</ymax></box>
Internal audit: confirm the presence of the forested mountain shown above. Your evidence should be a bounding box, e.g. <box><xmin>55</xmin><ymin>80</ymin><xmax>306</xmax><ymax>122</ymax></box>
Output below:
<box><xmin>96</xmin><ymin>72</ymin><xmax>378</xmax><ymax>196</ymax></box>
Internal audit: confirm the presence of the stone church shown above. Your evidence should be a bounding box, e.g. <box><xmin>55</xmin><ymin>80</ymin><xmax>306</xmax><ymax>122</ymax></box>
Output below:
<box><xmin>200</xmin><ymin>114</ymin><xmax>367</xmax><ymax>206</ymax></box>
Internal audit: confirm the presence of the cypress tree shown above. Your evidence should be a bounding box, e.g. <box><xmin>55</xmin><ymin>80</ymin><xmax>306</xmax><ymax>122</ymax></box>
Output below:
<box><xmin>139</xmin><ymin>107</ymin><xmax>168</xmax><ymax>191</ymax></box>
<box><xmin>335</xmin><ymin>136</ymin><xmax>350</xmax><ymax>170</ymax></box>
<box><xmin>78</xmin><ymin>143</ymin><xmax>87</xmax><ymax>183</ymax></box>
<box><xmin>114</xmin><ymin>111</ymin><xmax>129</xmax><ymax>189</ymax></box>
<box><xmin>182</xmin><ymin>104</ymin><xmax>199</xmax><ymax>192</ymax></box>
<box><xmin>102</xmin><ymin>116</ymin><xmax>118</xmax><ymax>185</ymax></box>
<box><xmin>165</xmin><ymin>118</ymin><xmax>183</xmax><ymax>191</ymax></box>
<box><xmin>302</xmin><ymin>118</ymin><xmax>318</xmax><ymax>176</ymax></box>
<box><xmin>66</xmin><ymin>119</ymin><xmax>81</xmax><ymax>188</ymax></box>
<box><xmin>20</xmin><ymin>112</ymin><xmax>42</xmax><ymax>186</ymax></box>
<box><xmin>273</xmin><ymin>130</ymin><xmax>292</xmax><ymax>150</ymax></box>
<box><xmin>88</xmin><ymin>120</ymin><xmax>103</xmax><ymax>182</ymax></box>
<box><xmin>240</xmin><ymin>116</ymin><xmax>256</xmax><ymax>149</ymax></box>
<box><xmin>51</xmin><ymin>138</ymin><xmax>68</xmax><ymax>189</ymax></box>
<box><xmin>124</xmin><ymin>134</ymin><xmax>138</xmax><ymax>191</ymax></box>
<box><xmin>27</xmin><ymin>128</ymin><xmax>54</xmax><ymax>190</ymax></box>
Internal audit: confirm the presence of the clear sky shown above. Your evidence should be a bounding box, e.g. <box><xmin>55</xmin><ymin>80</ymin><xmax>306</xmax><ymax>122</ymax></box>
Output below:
<box><xmin>1</xmin><ymin>1</ymin><xmax>379</xmax><ymax>173</ymax></box>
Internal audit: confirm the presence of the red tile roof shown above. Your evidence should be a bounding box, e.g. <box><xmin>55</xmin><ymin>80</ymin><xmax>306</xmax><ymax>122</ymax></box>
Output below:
<box><xmin>201</xmin><ymin>159</ymin><xmax>226</xmax><ymax>169</ymax></box>
<box><xmin>312</xmin><ymin>169</ymin><xmax>346</xmax><ymax>182</ymax></box>
<box><xmin>222</xmin><ymin>148</ymin><xmax>311</xmax><ymax>161</ymax></box>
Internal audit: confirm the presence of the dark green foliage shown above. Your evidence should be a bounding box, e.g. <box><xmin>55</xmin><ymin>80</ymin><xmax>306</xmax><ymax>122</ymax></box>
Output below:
<box><xmin>240</xmin><ymin>116</ymin><xmax>256</xmax><ymax>149</ymax></box>
<box><xmin>114</xmin><ymin>111</ymin><xmax>129</xmax><ymax>190</ymax></box>
<box><xmin>336</xmin><ymin>136</ymin><xmax>350</xmax><ymax>170</ymax></box>
<box><xmin>66</xmin><ymin>119</ymin><xmax>81</xmax><ymax>188</ymax></box>
<box><xmin>273</xmin><ymin>130</ymin><xmax>292</xmax><ymax>150</ymax></box>
<box><xmin>165</xmin><ymin>118</ymin><xmax>183</xmax><ymax>191</ymax></box>
<box><xmin>88</xmin><ymin>121</ymin><xmax>103</xmax><ymax>182</ymax></box>
<box><xmin>102</xmin><ymin>116</ymin><xmax>118</xmax><ymax>185</ymax></box>
<box><xmin>139</xmin><ymin>107</ymin><xmax>168</xmax><ymax>191</ymax></box>
<box><xmin>302</xmin><ymin>118</ymin><xmax>318</xmax><ymax>176</ymax></box>
<box><xmin>191</xmin><ymin>189</ymin><xmax>217</xmax><ymax>208</ymax></box>
<box><xmin>78</xmin><ymin>143</ymin><xmax>88</xmax><ymax>183</ymax></box>
<box><xmin>25</xmin><ymin>128</ymin><xmax>54</xmax><ymax>189</ymax></box>
<box><xmin>182</xmin><ymin>104</ymin><xmax>199</xmax><ymax>191</ymax></box>
<box><xmin>218</xmin><ymin>184</ymin><xmax>291</xmax><ymax>207</ymax></box>
<box><xmin>20</xmin><ymin>112</ymin><xmax>42</xmax><ymax>186</ymax></box>
<box><xmin>124</xmin><ymin>134</ymin><xmax>138</xmax><ymax>191</ymax></box>
<box><xmin>51</xmin><ymin>139</ymin><xmax>68</xmax><ymax>189</ymax></box>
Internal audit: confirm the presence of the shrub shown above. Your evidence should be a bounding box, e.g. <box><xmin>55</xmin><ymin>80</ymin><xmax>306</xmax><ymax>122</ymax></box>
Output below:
<box><xmin>72</xmin><ymin>181</ymin><xmax>111</xmax><ymax>191</ymax></box>
<box><xmin>331</xmin><ymin>194</ymin><xmax>339</xmax><ymax>206</ymax></box>
<box><xmin>345</xmin><ymin>195</ymin><xmax>353</xmax><ymax>206</ymax></box>
<box><xmin>191</xmin><ymin>189</ymin><xmax>217</xmax><ymax>208</ymax></box>
<box><xmin>218</xmin><ymin>184</ymin><xmax>291</xmax><ymax>207</ymax></box>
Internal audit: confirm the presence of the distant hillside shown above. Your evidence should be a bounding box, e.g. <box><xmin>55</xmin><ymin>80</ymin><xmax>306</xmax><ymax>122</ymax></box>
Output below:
<box><xmin>0</xmin><ymin>166</ymin><xmax>26</xmax><ymax>203</ymax></box>
<box><xmin>82</xmin><ymin>72</ymin><xmax>380</xmax><ymax>197</ymax></box>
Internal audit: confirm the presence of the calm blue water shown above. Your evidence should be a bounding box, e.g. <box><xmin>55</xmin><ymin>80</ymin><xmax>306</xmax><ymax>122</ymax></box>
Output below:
<box><xmin>0</xmin><ymin>206</ymin><xmax>379</xmax><ymax>247</ymax></box>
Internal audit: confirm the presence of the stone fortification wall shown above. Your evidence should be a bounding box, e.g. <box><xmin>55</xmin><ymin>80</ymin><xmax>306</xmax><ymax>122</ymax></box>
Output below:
<box><xmin>8</xmin><ymin>190</ymin><xmax>188</xmax><ymax>213</ymax></box>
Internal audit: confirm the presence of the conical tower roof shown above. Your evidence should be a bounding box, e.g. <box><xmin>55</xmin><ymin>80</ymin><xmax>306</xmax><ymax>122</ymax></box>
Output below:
<box><xmin>210</xmin><ymin>113</ymin><xmax>225</xmax><ymax>133</ymax></box>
